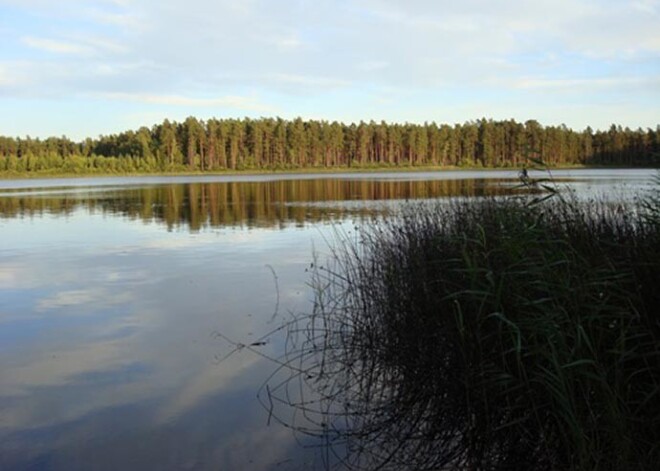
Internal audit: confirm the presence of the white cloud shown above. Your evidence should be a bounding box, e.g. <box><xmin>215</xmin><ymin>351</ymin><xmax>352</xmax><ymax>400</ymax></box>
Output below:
<box><xmin>357</xmin><ymin>61</ymin><xmax>390</xmax><ymax>72</ymax></box>
<box><xmin>513</xmin><ymin>76</ymin><xmax>657</xmax><ymax>90</ymax></box>
<box><xmin>1</xmin><ymin>0</ymin><xmax>659</xmax><ymax>134</ymax></box>
<box><xmin>92</xmin><ymin>60</ymin><xmax>158</xmax><ymax>76</ymax></box>
<box><xmin>100</xmin><ymin>92</ymin><xmax>276</xmax><ymax>112</ymax></box>
<box><xmin>276</xmin><ymin>36</ymin><xmax>303</xmax><ymax>50</ymax></box>
<box><xmin>76</xmin><ymin>35</ymin><xmax>128</xmax><ymax>54</ymax></box>
<box><xmin>21</xmin><ymin>36</ymin><xmax>94</xmax><ymax>55</ymax></box>
<box><xmin>256</xmin><ymin>33</ymin><xmax>305</xmax><ymax>52</ymax></box>
<box><xmin>632</xmin><ymin>0</ymin><xmax>658</xmax><ymax>14</ymax></box>
<box><xmin>0</xmin><ymin>66</ymin><xmax>17</xmax><ymax>87</ymax></box>
<box><xmin>21</xmin><ymin>33</ymin><xmax>128</xmax><ymax>56</ymax></box>
<box><xmin>267</xmin><ymin>73</ymin><xmax>351</xmax><ymax>88</ymax></box>
<box><xmin>86</xmin><ymin>8</ymin><xmax>142</xmax><ymax>30</ymax></box>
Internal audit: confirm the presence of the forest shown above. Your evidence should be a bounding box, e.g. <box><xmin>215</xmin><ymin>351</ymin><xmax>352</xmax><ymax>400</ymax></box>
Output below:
<box><xmin>0</xmin><ymin>117</ymin><xmax>658</xmax><ymax>174</ymax></box>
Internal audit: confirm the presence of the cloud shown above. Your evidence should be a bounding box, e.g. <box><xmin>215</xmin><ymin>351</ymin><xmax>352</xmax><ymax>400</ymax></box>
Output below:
<box><xmin>86</xmin><ymin>8</ymin><xmax>142</xmax><ymax>30</ymax></box>
<box><xmin>92</xmin><ymin>60</ymin><xmax>158</xmax><ymax>76</ymax></box>
<box><xmin>100</xmin><ymin>92</ymin><xmax>276</xmax><ymax>112</ymax></box>
<box><xmin>76</xmin><ymin>34</ymin><xmax>128</xmax><ymax>53</ymax></box>
<box><xmin>21</xmin><ymin>36</ymin><xmax>94</xmax><ymax>55</ymax></box>
<box><xmin>1</xmin><ymin>0</ymin><xmax>659</xmax><ymax>134</ymax></box>
<box><xmin>256</xmin><ymin>33</ymin><xmax>305</xmax><ymax>52</ymax></box>
<box><xmin>275</xmin><ymin>36</ymin><xmax>303</xmax><ymax>50</ymax></box>
<box><xmin>0</xmin><ymin>65</ymin><xmax>18</xmax><ymax>87</ymax></box>
<box><xmin>513</xmin><ymin>76</ymin><xmax>658</xmax><ymax>91</ymax></box>
<box><xmin>357</xmin><ymin>61</ymin><xmax>390</xmax><ymax>72</ymax></box>
<box><xmin>632</xmin><ymin>0</ymin><xmax>658</xmax><ymax>14</ymax></box>
<box><xmin>267</xmin><ymin>73</ymin><xmax>351</xmax><ymax>88</ymax></box>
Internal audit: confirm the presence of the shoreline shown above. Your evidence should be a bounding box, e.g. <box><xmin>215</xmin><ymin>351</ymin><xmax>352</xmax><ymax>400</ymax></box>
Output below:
<box><xmin>2</xmin><ymin>163</ymin><xmax>646</xmax><ymax>181</ymax></box>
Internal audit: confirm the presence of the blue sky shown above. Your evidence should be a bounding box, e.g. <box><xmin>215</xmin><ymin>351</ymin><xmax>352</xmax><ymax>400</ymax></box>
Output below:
<box><xmin>0</xmin><ymin>0</ymin><xmax>658</xmax><ymax>140</ymax></box>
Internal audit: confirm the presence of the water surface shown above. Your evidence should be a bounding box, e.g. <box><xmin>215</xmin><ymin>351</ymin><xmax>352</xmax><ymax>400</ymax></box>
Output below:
<box><xmin>0</xmin><ymin>169</ymin><xmax>655</xmax><ymax>470</ymax></box>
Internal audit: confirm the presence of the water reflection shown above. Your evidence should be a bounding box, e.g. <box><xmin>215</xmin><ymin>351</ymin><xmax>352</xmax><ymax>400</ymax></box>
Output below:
<box><xmin>0</xmin><ymin>171</ymin><xmax>655</xmax><ymax>470</ymax></box>
<box><xmin>0</xmin><ymin>221</ymin><xmax>318</xmax><ymax>470</ymax></box>
<box><xmin>0</xmin><ymin>178</ymin><xmax>518</xmax><ymax>231</ymax></box>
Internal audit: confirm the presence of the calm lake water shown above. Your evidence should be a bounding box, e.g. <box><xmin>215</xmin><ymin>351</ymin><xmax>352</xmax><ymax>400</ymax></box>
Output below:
<box><xmin>0</xmin><ymin>169</ymin><xmax>655</xmax><ymax>470</ymax></box>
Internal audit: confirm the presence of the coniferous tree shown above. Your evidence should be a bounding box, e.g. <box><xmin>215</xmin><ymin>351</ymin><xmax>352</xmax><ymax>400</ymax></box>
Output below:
<box><xmin>1</xmin><ymin>117</ymin><xmax>658</xmax><ymax>174</ymax></box>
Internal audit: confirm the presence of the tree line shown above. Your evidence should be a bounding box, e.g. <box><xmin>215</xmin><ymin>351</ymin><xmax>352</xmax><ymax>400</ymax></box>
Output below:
<box><xmin>1</xmin><ymin>117</ymin><xmax>658</xmax><ymax>174</ymax></box>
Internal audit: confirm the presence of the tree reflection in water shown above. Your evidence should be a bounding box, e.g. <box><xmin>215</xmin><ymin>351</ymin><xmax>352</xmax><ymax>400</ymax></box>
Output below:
<box><xmin>0</xmin><ymin>177</ymin><xmax>517</xmax><ymax>231</ymax></box>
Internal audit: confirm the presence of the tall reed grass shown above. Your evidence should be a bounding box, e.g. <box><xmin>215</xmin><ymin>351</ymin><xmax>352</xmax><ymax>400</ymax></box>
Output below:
<box><xmin>263</xmin><ymin>181</ymin><xmax>660</xmax><ymax>470</ymax></box>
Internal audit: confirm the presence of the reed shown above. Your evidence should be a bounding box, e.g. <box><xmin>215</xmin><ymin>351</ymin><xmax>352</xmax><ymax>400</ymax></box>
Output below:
<box><xmin>262</xmin><ymin>180</ymin><xmax>660</xmax><ymax>470</ymax></box>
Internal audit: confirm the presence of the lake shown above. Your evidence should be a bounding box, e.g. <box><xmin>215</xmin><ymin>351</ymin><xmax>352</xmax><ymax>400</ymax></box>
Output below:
<box><xmin>0</xmin><ymin>169</ymin><xmax>656</xmax><ymax>470</ymax></box>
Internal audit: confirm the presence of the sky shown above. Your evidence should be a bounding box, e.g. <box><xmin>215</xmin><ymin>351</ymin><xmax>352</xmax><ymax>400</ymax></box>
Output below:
<box><xmin>0</xmin><ymin>0</ymin><xmax>658</xmax><ymax>140</ymax></box>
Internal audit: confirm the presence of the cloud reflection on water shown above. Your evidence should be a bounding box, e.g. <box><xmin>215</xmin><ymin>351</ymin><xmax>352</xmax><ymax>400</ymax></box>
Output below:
<box><xmin>0</xmin><ymin>210</ymin><xmax>322</xmax><ymax>469</ymax></box>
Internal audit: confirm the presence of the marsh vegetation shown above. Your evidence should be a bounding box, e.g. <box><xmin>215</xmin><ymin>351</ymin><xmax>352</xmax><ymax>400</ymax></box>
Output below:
<box><xmin>263</xmin><ymin>179</ymin><xmax>660</xmax><ymax>470</ymax></box>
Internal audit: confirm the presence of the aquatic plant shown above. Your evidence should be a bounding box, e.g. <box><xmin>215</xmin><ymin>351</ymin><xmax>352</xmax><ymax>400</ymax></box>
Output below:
<box><xmin>261</xmin><ymin>180</ymin><xmax>660</xmax><ymax>470</ymax></box>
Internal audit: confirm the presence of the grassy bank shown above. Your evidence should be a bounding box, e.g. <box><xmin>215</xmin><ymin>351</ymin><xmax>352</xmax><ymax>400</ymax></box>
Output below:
<box><xmin>267</xmin><ymin>182</ymin><xmax>660</xmax><ymax>469</ymax></box>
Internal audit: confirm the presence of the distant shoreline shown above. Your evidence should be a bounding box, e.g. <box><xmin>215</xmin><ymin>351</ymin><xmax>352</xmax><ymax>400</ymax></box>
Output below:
<box><xmin>3</xmin><ymin>163</ymin><xmax>648</xmax><ymax>181</ymax></box>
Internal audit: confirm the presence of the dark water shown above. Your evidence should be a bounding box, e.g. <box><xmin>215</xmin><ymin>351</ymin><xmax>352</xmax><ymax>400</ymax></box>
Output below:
<box><xmin>0</xmin><ymin>169</ymin><xmax>655</xmax><ymax>470</ymax></box>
